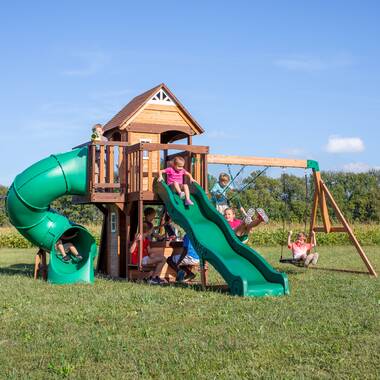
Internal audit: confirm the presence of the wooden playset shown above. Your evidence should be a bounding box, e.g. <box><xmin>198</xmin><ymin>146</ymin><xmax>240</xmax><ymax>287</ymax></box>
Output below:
<box><xmin>67</xmin><ymin>83</ymin><xmax>376</xmax><ymax>282</ymax></box>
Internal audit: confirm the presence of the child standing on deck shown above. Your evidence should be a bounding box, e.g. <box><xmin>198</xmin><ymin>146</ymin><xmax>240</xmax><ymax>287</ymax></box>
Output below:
<box><xmin>158</xmin><ymin>156</ymin><xmax>195</xmax><ymax>206</ymax></box>
<box><xmin>129</xmin><ymin>222</ymin><xmax>166</xmax><ymax>284</ymax></box>
<box><xmin>224</xmin><ymin>207</ymin><xmax>269</xmax><ymax>244</ymax></box>
<box><xmin>287</xmin><ymin>231</ymin><xmax>319</xmax><ymax>267</ymax></box>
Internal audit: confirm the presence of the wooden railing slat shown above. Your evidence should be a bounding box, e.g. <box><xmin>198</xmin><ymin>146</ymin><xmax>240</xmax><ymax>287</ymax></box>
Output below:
<box><xmin>99</xmin><ymin>145</ymin><xmax>105</xmax><ymax>184</ymax></box>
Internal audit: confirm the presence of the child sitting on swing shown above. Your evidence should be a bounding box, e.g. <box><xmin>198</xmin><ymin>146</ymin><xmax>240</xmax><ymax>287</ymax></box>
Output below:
<box><xmin>287</xmin><ymin>231</ymin><xmax>319</xmax><ymax>267</ymax></box>
<box><xmin>211</xmin><ymin>172</ymin><xmax>254</xmax><ymax>220</ymax></box>
<box><xmin>224</xmin><ymin>207</ymin><xmax>269</xmax><ymax>243</ymax></box>
<box><xmin>210</xmin><ymin>172</ymin><xmax>232</xmax><ymax>214</ymax></box>
<box><xmin>158</xmin><ymin>156</ymin><xmax>195</xmax><ymax>206</ymax></box>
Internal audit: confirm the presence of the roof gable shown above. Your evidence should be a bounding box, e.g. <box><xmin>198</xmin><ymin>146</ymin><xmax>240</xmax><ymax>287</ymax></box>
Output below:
<box><xmin>103</xmin><ymin>83</ymin><xmax>204</xmax><ymax>135</ymax></box>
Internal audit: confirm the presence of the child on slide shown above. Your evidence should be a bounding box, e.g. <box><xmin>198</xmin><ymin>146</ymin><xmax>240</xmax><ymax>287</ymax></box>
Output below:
<box><xmin>129</xmin><ymin>222</ymin><xmax>166</xmax><ymax>285</ymax></box>
<box><xmin>224</xmin><ymin>207</ymin><xmax>269</xmax><ymax>244</ymax></box>
<box><xmin>287</xmin><ymin>231</ymin><xmax>319</xmax><ymax>267</ymax></box>
<box><xmin>55</xmin><ymin>231</ymin><xmax>83</xmax><ymax>262</ymax></box>
<box><xmin>158</xmin><ymin>156</ymin><xmax>196</xmax><ymax>206</ymax></box>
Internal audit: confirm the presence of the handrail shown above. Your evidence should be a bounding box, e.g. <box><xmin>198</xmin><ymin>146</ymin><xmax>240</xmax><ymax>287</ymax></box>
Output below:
<box><xmin>141</xmin><ymin>143</ymin><xmax>209</xmax><ymax>154</ymax></box>
<box><xmin>73</xmin><ymin>141</ymin><xmax>130</xmax><ymax>149</ymax></box>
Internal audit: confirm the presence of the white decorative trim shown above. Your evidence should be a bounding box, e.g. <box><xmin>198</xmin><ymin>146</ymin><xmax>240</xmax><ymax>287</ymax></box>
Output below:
<box><xmin>147</xmin><ymin>89</ymin><xmax>175</xmax><ymax>105</ymax></box>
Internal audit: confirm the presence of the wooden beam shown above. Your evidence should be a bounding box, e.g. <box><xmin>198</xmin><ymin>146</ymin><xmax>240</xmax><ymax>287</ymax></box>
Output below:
<box><xmin>141</xmin><ymin>143</ymin><xmax>209</xmax><ymax>154</ymax></box>
<box><xmin>307</xmin><ymin>175</ymin><xmax>319</xmax><ymax>251</ymax></box>
<box><xmin>320</xmin><ymin>180</ymin><xmax>377</xmax><ymax>277</ymax></box>
<box><xmin>127</xmin><ymin>122</ymin><xmax>193</xmax><ymax>135</ymax></box>
<box><xmin>314</xmin><ymin>171</ymin><xmax>331</xmax><ymax>233</ymax></box>
<box><xmin>208</xmin><ymin>154</ymin><xmax>308</xmax><ymax>168</ymax></box>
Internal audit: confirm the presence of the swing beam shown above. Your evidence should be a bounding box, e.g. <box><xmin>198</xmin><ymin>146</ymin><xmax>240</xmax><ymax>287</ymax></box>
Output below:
<box><xmin>207</xmin><ymin>154</ymin><xmax>377</xmax><ymax>277</ymax></box>
<box><xmin>208</xmin><ymin>154</ymin><xmax>318</xmax><ymax>169</ymax></box>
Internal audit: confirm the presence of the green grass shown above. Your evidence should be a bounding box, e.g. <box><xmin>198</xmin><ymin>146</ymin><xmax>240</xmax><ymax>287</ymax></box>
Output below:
<box><xmin>0</xmin><ymin>247</ymin><xmax>379</xmax><ymax>379</ymax></box>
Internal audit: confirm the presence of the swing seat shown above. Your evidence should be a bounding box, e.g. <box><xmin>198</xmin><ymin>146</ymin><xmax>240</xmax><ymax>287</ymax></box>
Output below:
<box><xmin>279</xmin><ymin>258</ymin><xmax>304</xmax><ymax>267</ymax></box>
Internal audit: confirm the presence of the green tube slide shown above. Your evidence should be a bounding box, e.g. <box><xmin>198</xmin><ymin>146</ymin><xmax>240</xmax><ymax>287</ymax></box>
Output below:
<box><xmin>6</xmin><ymin>147</ymin><xmax>97</xmax><ymax>284</ymax></box>
<box><xmin>155</xmin><ymin>180</ymin><xmax>289</xmax><ymax>297</ymax></box>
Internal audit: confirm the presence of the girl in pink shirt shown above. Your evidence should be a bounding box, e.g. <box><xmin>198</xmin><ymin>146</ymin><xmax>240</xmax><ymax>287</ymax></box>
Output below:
<box><xmin>224</xmin><ymin>207</ymin><xmax>268</xmax><ymax>243</ymax></box>
<box><xmin>287</xmin><ymin>231</ymin><xmax>319</xmax><ymax>267</ymax></box>
<box><xmin>158</xmin><ymin>156</ymin><xmax>195</xmax><ymax>206</ymax></box>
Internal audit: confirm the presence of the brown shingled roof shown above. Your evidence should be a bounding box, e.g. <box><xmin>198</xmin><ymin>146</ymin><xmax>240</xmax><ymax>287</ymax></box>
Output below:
<box><xmin>103</xmin><ymin>83</ymin><xmax>204</xmax><ymax>134</ymax></box>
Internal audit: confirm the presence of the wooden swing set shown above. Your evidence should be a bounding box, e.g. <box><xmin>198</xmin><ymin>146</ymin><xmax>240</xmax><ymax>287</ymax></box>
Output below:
<box><xmin>207</xmin><ymin>154</ymin><xmax>378</xmax><ymax>277</ymax></box>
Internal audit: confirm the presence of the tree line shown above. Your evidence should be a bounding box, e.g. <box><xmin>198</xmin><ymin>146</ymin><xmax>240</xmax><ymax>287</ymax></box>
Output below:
<box><xmin>209</xmin><ymin>170</ymin><xmax>380</xmax><ymax>224</ymax></box>
<box><xmin>0</xmin><ymin>170</ymin><xmax>379</xmax><ymax>227</ymax></box>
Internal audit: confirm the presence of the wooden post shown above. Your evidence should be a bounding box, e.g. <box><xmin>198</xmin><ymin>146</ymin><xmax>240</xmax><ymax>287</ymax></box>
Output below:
<box><xmin>91</xmin><ymin>144</ymin><xmax>96</xmax><ymax>189</ymax></box>
<box><xmin>138</xmin><ymin>148</ymin><xmax>144</xmax><ymax>271</ymax></box>
<box><xmin>308</xmin><ymin>170</ymin><xmax>320</xmax><ymax>250</ymax></box>
<box><xmin>99</xmin><ymin>145</ymin><xmax>105</xmax><ymax>185</ymax></box>
<box><xmin>320</xmin><ymin>181</ymin><xmax>377</xmax><ymax>277</ymax></box>
<box><xmin>148</xmin><ymin>151</ymin><xmax>153</xmax><ymax>191</ymax></box>
<box><xmin>138</xmin><ymin>199</ymin><xmax>143</xmax><ymax>271</ymax></box>
<box><xmin>107</xmin><ymin>145</ymin><xmax>114</xmax><ymax>185</ymax></box>
<box><xmin>34</xmin><ymin>248</ymin><xmax>47</xmax><ymax>281</ymax></box>
<box><xmin>200</xmin><ymin>259</ymin><xmax>207</xmax><ymax>290</ymax></box>
<box><xmin>118</xmin><ymin>146</ymin><xmax>124</xmax><ymax>189</ymax></box>
<box><xmin>203</xmin><ymin>153</ymin><xmax>208</xmax><ymax>192</ymax></box>
<box><xmin>125</xmin><ymin>211</ymin><xmax>131</xmax><ymax>280</ymax></box>
<box><xmin>314</xmin><ymin>171</ymin><xmax>331</xmax><ymax>233</ymax></box>
<box><xmin>139</xmin><ymin>148</ymin><xmax>144</xmax><ymax>194</ymax></box>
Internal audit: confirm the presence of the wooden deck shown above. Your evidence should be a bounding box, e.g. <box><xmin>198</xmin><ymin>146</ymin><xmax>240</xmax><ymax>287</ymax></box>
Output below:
<box><xmin>73</xmin><ymin>141</ymin><xmax>209</xmax><ymax>204</ymax></box>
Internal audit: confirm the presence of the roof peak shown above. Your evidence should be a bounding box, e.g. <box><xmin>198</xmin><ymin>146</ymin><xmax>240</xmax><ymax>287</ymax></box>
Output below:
<box><xmin>103</xmin><ymin>83</ymin><xmax>204</xmax><ymax>134</ymax></box>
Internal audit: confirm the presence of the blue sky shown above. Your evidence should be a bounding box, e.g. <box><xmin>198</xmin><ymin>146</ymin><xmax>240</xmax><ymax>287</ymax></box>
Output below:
<box><xmin>1</xmin><ymin>1</ymin><xmax>379</xmax><ymax>184</ymax></box>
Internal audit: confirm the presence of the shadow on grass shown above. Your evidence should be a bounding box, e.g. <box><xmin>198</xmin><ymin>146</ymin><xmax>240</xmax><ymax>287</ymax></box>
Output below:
<box><xmin>0</xmin><ymin>263</ymin><xmax>34</xmax><ymax>277</ymax></box>
<box><xmin>307</xmin><ymin>266</ymin><xmax>372</xmax><ymax>276</ymax></box>
<box><xmin>171</xmin><ymin>282</ymin><xmax>230</xmax><ymax>294</ymax></box>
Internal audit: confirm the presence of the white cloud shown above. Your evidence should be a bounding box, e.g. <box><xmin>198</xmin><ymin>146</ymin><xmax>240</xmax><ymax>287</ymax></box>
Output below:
<box><xmin>343</xmin><ymin>162</ymin><xmax>380</xmax><ymax>173</ymax></box>
<box><xmin>207</xmin><ymin>129</ymin><xmax>236</xmax><ymax>139</ymax></box>
<box><xmin>325</xmin><ymin>136</ymin><xmax>365</xmax><ymax>153</ymax></box>
<box><xmin>274</xmin><ymin>55</ymin><xmax>353</xmax><ymax>72</ymax></box>
<box><xmin>280</xmin><ymin>147</ymin><xmax>306</xmax><ymax>157</ymax></box>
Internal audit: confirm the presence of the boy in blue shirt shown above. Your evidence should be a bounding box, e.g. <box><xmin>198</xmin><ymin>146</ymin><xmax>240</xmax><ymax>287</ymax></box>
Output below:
<box><xmin>167</xmin><ymin>234</ymin><xmax>199</xmax><ymax>281</ymax></box>
<box><xmin>210</xmin><ymin>173</ymin><xmax>231</xmax><ymax>214</ymax></box>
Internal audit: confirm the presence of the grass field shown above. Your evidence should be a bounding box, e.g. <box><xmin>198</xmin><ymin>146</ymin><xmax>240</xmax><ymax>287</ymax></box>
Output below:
<box><xmin>0</xmin><ymin>246</ymin><xmax>379</xmax><ymax>379</ymax></box>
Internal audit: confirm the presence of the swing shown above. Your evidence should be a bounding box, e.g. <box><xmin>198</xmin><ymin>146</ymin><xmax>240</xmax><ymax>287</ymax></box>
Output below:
<box><xmin>220</xmin><ymin>165</ymin><xmax>269</xmax><ymax>211</ymax></box>
<box><xmin>279</xmin><ymin>169</ymin><xmax>316</xmax><ymax>266</ymax></box>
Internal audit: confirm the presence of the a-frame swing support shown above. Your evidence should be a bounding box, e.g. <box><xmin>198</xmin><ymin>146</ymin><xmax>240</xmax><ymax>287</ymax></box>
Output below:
<box><xmin>309</xmin><ymin>169</ymin><xmax>377</xmax><ymax>277</ymax></box>
<box><xmin>207</xmin><ymin>154</ymin><xmax>377</xmax><ymax>277</ymax></box>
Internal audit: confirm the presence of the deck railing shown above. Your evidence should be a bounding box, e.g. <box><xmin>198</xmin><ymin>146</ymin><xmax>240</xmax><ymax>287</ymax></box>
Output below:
<box><xmin>76</xmin><ymin>141</ymin><xmax>209</xmax><ymax>199</ymax></box>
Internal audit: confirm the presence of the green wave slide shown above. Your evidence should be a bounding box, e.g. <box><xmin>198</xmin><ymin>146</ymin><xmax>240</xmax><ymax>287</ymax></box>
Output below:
<box><xmin>6</xmin><ymin>148</ymin><xmax>97</xmax><ymax>284</ymax></box>
<box><xmin>155</xmin><ymin>180</ymin><xmax>290</xmax><ymax>297</ymax></box>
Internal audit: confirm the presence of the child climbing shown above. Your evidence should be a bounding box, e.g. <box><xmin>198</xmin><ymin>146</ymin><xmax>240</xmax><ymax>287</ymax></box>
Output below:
<box><xmin>287</xmin><ymin>231</ymin><xmax>318</xmax><ymax>267</ymax></box>
<box><xmin>91</xmin><ymin>123</ymin><xmax>107</xmax><ymax>142</ymax></box>
<box><xmin>158</xmin><ymin>156</ymin><xmax>195</xmax><ymax>206</ymax></box>
<box><xmin>55</xmin><ymin>231</ymin><xmax>83</xmax><ymax>262</ymax></box>
<box><xmin>224</xmin><ymin>207</ymin><xmax>268</xmax><ymax>244</ymax></box>
<box><xmin>129</xmin><ymin>222</ymin><xmax>166</xmax><ymax>284</ymax></box>
<box><xmin>167</xmin><ymin>234</ymin><xmax>199</xmax><ymax>282</ymax></box>
<box><xmin>91</xmin><ymin>123</ymin><xmax>108</xmax><ymax>185</ymax></box>
<box><xmin>159</xmin><ymin>213</ymin><xmax>177</xmax><ymax>241</ymax></box>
